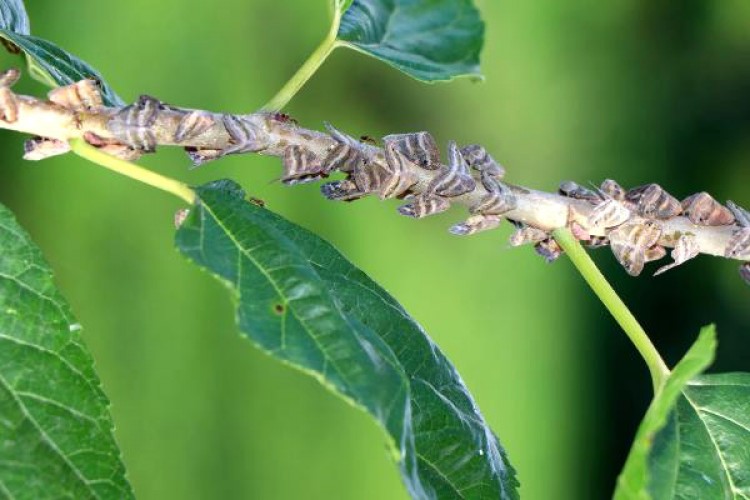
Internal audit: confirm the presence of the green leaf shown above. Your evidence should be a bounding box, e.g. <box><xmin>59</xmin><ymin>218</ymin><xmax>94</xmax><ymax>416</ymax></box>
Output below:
<box><xmin>616</xmin><ymin>326</ymin><xmax>750</xmax><ymax>499</ymax></box>
<box><xmin>176</xmin><ymin>180</ymin><xmax>519</xmax><ymax>499</ymax></box>
<box><xmin>0</xmin><ymin>203</ymin><xmax>133</xmax><ymax>499</ymax></box>
<box><xmin>0</xmin><ymin>0</ymin><xmax>123</xmax><ymax>106</ymax></box>
<box><xmin>334</xmin><ymin>0</ymin><xmax>354</xmax><ymax>15</ymax></box>
<box><xmin>336</xmin><ymin>0</ymin><xmax>484</xmax><ymax>82</ymax></box>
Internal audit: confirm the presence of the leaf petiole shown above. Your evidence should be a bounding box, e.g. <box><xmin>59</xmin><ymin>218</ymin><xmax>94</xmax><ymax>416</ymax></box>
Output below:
<box><xmin>553</xmin><ymin>228</ymin><xmax>670</xmax><ymax>392</ymax></box>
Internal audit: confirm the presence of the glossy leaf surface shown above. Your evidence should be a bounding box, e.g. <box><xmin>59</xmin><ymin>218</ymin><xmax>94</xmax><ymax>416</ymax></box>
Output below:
<box><xmin>0</xmin><ymin>202</ymin><xmax>132</xmax><ymax>499</ymax></box>
<box><xmin>337</xmin><ymin>0</ymin><xmax>484</xmax><ymax>82</ymax></box>
<box><xmin>176</xmin><ymin>180</ymin><xmax>518</xmax><ymax>499</ymax></box>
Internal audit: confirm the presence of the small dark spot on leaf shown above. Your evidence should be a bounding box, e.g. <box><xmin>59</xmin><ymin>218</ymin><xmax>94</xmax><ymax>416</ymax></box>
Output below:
<box><xmin>273</xmin><ymin>303</ymin><xmax>285</xmax><ymax>315</ymax></box>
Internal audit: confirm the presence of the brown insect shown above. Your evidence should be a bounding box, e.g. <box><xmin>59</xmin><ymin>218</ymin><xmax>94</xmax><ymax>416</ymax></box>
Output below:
<box><xmin>320</xmin><ymin>179</ymin><xmax>362</xmax><ymax>202</ymax></box>
<box><xmin>588</xmin><ymin>198</ymin><xmax>631</xmax><ymax>230</ymax></box>
<box><xmin>645</xmin><ymin>245</ymin><xmax>667</xmax><ymax>263</ymax></box>
<box><xmin>249</xmin><ymin>197</ymin><xmax>266</xmax><ymax>207</ymax></box>
<box><xmin>48</xmin><ymin>79</ymin><xmax>103</xmax><ymax>112</ymax></box>
<box><xmin>281</xmin><ymin>146</ymin><xmax>324</xmax><ymax>185</ymax></box>
<box><xmin>725</xmin><ymin>228</ymin><xmax>750</xmax><ymax>260</ymax></box>
<box><xmin>379</xmin><ymin>143</ymin><xmax>418</xmax><ymax>199</ymax></box>
<box><xmin>681</xmin><ymin>192</ymin><xmax>734</xmax><ymax>226</ymax></box>
<box><xmin>535</xmin><ymin>239</ymin><xmax>563</xmax><ymax>263</ymax></box>
<box><xmin>397</xmin><ymin>194</ymin><xmax>451</xmax><ymax>219</ymax></box>
<box><xmin>270</xmin><ymin>112</ymin><xmax>298</xmax><ymax>126</ymax></box>
<box><xmin>727</xmin><ymin>201</ymin><xmax>750</xmax><ymax>228</ymax></box>
<box><xmin>599</xmin><ymin>179</ymin><xmax>627</xmax><ymax>201</ymax></box>
<box><xmin>174</xmin><ymin>110</ymin><xmax>215</xmax><ymax>143</ymax></box>
<box><xmin>508</xmin><ymin>224</ymin><xmax>548</xmax><ymax>247</ymax></box>
<box><xmin>426</xmin><ymin>141</ymin><xmax>476</xmax><ymax>198</ymax></box>
<box><xmin>449</xmin><ymin>214</ymin><xmax>502</xmax><ymax>236</ymax></box>
<box><xmin>559</xmin><ymin>181</ymin><xmax>602</xmax><ymax>203</ymax></box>
<box><xmin>82</xmin><ymin>131</ymin><xmax>142</xmax><ymax>161</ymax></box>
<box><xmin>608</xmin><ymin>221</ymin><xmax>662</xmax><ymax>276</ymax></box>
<box><xmin>221</xmin><ymin>114</ymin><xmax>265</xmax><ymax>156</ymax></box>
<box><xmin>185</xmin><ymin>147</ymin><xmax>222</xmax><ymax>167</ymax></box>
<box><xmin>109</xmin><ymin>95</ymin><xmax>163</xmax><ymax>152</ymax></box>
<box><xmin>360</xmin><ymin>135</ymin><xmax>377</xmax><ymax>145</ymax></box>
<box><xmin>174</xmin><ymin>208</ymin><xmax>190</xmax><ymax>229</ymax></box>
<box><xmin>325</xmin><ymin>122</ymin><xmax>374</xmax><ymax>160</ymax></box>
<box><xmin>470</xmin><ymin>174</ymin><xmax>516</xmax><ymax>215</ymax></box>
<box><xmin>23</xmin><ymin>137</ymin><xmax>70</xmax><ymax>161</ymax></box>
<box><xmin>460</xmin><ymin>144</ymin><xmax>505</xmax><ymax>179</ymax></box>
<box><xmin>654</xmin><ymin>234</ymin><xmax>699</xmax><ymax>276</ymax></box>
<box><xmin>0</xmin><ymin>68</ymin><xmax>20</xmax><ymax>123</ymax></box>
<box><xmin>382</xmin><ymin>132</ymin><xmax>440</xmax><ymax>170</ymax></box>
<box><xmin>584</xmin><ymin>236</ymin><xmax>610</xmax><ymax>249</ymax></box>
<box><xmin>626</xmin><ymin>183</ymin><xmax>682</xmax><ymax>219</ymax></box>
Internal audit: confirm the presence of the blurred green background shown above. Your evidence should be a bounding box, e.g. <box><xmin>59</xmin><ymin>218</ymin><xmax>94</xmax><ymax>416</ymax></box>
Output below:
<box><xmin>1</xmin><ymin>1</ymin><xmax>749</xmax><ymax>498</ymax></box>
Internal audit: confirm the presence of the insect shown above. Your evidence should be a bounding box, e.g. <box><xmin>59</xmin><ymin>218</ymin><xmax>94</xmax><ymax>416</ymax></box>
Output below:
<box><xmin>320</xmin><ymin>179</ymin><xmax>361</xmax><ymax>202</ymax></box>
<box><xmin>681</xmin><ymin>192</ymin><xmax>734</xmax><ymax>226</ymax></box>
<box><xmin>535</xmin><ymin>238</ymin><xmax>563</xmax><ymax>263</ymax></box>
<box><xmin>48</xmin><ymin>79</ymin><xmax>103</xmax><ymax>112</ymax></box>
<box><xmin>449</xmin><ymin>214</ymin><xmax>502</xmax><ymax>236</ymax></box>
<box><xmin>508</xmin><ymin>224</ymin><xmax>548</xmax><ymax>247</ymax></box>
<box><xmin>281</xmin><ymin>146</ymin><xmax>324</xmax><ymax>185</ymax></box>
<box><xmin>379</xmin><ymin>143</ymin><xmax>418</xmax><ymax>199</ymax></box>
<box><xmin>460</xmin><ymin>144</ymin><xmax>505</xmax><ymax>179</ymax></box>
<box><xmin>83</xmin><ymin>131</ymin><xmax>142</xmax><ymax>161</ymax></box>
<box><xmin>0</xmin><ymin>68</ymin><xmax>20</xmax><ymax>123</ymax></box>
<box><xmin>397</xmin><ymin>194</ymin><xmax>451</xmax><ymax>219</ymax></box>
<box><xmin>109</xmin><ymin>95</ymin><xmax>163</xmax><ymax>152</ymax></box>
<box><xmin>653</xmin><ymin>234</ymin><xmax>699</xmax><ymax>276</ymax></box>
<box><xmin>23</xmin><ymin>137</ymin><xmax>71</xmax><ymax>161</ymax></box>
<box><xmin>739</xmin><ymin>263</ymin><xmax>750</xmax><ymax>286</ymax></box>
<box><xmin>360</xmin><ymin>135</ymin><xmax>377</xmax><ymax>145</ymax></box>
<box><xmin>174</xmin><ymin>110</ymin><xmax>215</xmax><ymax>143</ymax></box>
<box><xmin>270</xmin><ymin>112</ymin><xmax>298</xmax><ymax>126</ymax></box>
<box><xmin>626</xmin><ymin>183</ymin><xmax>682</xmax><ymax>219</ymax></box>
<box><xmin>326</xmin><ymin>122</ymin><xmax>374</xmax><ymax>159</ymax></box>
<box><xmin>585</xmin><ymin>236</ymin><xmax>610</xmax><ymax>249</ymax></box>
<box><xmin>426</xmin><ymin>141</ymin><xmax>476</xmax><ymax>198</ymax></box>
<box><xmin>249</xmin><ymin>197</ymin><xmax>266</xmax><ymax>207</ymax></box>
<box><xmin>382</xmin><ymin>132</ymin><xmax>440</xmax><ymax>170</ymax></box>
<box><xmin>559</xmin><ymin>181</ymin><xmax>601</xmax><ymax>203</ymax></box>
<box><xmin>470</xmin><ymin>174</ymin><xmax>516</xmax><ymax>216</ymax></box>
<box><xmin>727</xmin><ymin>201</ymin><xmax>750</xmax><ymax>228</ymax></box>
<box><xmin>184</xmin><ymin>147</ymin><xmax>222</xmax><ymax>167</ymax></box>
<box><xmin>599</xmin><ymin>179</ymin><xmax>627</xmax><ymax>202</ymax></box>
<box><xmin>588</xmin><ymin>198</ymin><xmax>631</xmax><ymax>230</ymax></box>
<box><xmin>173</xmin><ymin>208</ymin><xmax>190</xmax><ymax>229</ymax></box>
<box><xmin>221</xmin><ymin>114</ymin><xmax>265</xmax><ymax>156</ymax></box>
<box><xmin>608</xmin><ymin>221</ymin><xmax>662</xmax><ymax>276</ymax></box>
<box><xmin>725</xmin><ymin>228</ymin><xmax>750</xmax><ymax>260</ymax></box>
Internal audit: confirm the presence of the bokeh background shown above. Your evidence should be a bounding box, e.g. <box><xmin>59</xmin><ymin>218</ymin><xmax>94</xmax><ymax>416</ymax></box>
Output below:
<box><xmin>1</xmin><ymin>1</ymin><xmax>749</xmax><ymax>498</ymax></box>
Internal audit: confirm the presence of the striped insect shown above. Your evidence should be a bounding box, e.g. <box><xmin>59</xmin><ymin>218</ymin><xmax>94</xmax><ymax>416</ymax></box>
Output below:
<box><xmin>382</xmin><ymin>132</ymin><xmax>440</xmax><ymax>170</ymax></box>
<box><xmin>185</xmin><ymin>147</ymin><xmax>222</xmax><ymax>167</ymax></box>
<box><xmin>221</xmin><ymin>114</ymin><xmax>265</xmax><ymax>156</ymax></box>
<box><xmin>681</xmin><ymin>192</ymin><xmax>734</xmax><ymax>226</ymax></box>
<box><xmin>599</xmin><ymin>179</ymin><xmax>627</xmax><ymax>202</ymax></box>
<box><xmin>585</xmin><ymin>236</ymin><xmax>610</xmax><ymax>249</ymax></box>
<box><xmin>739</xmin><ymin>263</ymin><xmax>750</xmax><ymax>286</ymax></box>
<box><xmin>397</xmin><ymin>194</ymin><xmax>451</xmax><ymax>219</ymax></box>
<box><xmin>508</xmin><ymin>224</ymin><xmax>548</xmax><ymax>247</ymax></box>
<box><xmin>449</xmin><ymin>214</ymin><xmax>502</xmax><ymax>236</ymax></box>
<box><xmin>470</xmin><ymin>173</ymin><xmax>516</xmax><ymax>216</ymax></box>
<box><xmin>727</xmin><ymin>201</ymin><xmax>750</xmax><ymax>228</ymax></box>
<box><xmin>535</xmin><ymin>238</ymin><xmax>563</xmax><ymax>263</ymax></box>
<box><xmin>379</xmin><ymin>142</ymin><xmax>419</xmax><ymax>199</ymax></box>
<box><xmin>653</xmin><ymin>234</ymin><xmax>699</xmax><ymax>276</ymax></box>
<box><xmin>281</xmin><ymin>146</ymin><xmax>325</xmax><ymax>185</ymax></box>
<box><xmin>174</xmin><ymin>110</ymin><xmax>215</xmax><ymax>143</ymax></box>
<box><xmin>461</xmin><ymin>144</ymin><xmax>505</xmax><ymax>179</ymax></box>
<box><xmin>588</xmin><ymin>198</ymin><xmax>631</xmax><ymax>230</ymax></box>
<box><xmin>109</xmin><ymin>95</ymin><xmax>163</xmax><ymax>151</ymax></box>
<box><xmin>23</xmin><ymin>137</ymin><xmax>71</xmax><ymax>161</ymax></box>
<box><xmin>320</xmin><ymin>179</ymin><xmax>361</xmax><ymax>202</ymax></box>
<box><xmin>626</xmin><ymin>183</ymin><xmax>682</xmax><ymax>219</ymax></box>
<box><xmin>559</xmin><ymin>181</ymin><xmax>602</xmax><ymax>203</ymax></box>
<box><xmin>426</xmin><ymin>141</ymin><xmax>476</xmax><ymax>198</ymax></box>
<box><xmin>322</xmin><ymin>142</ymin><xmax>365</xmax><ymax>174</ymax></box>
<box><xmin>608</xmin><ymin>221</ymin><xmax>662</xmax><ymax>276</ymax></box>
<box><xmin>48</xmin><ymin>79</ymin><xmax>103</xmax><ymax>112</ymax></box>
<box><xmin>725</xmin><ymin>228</ymin><xmax>750</xmax><ymax>260</ymax></box>
<box><xmin>326</xmin><ymin>122</ymin><xmax>375</xmax><ymax>160</ymax></box>
<box><xmin>83</xmin><ymin>131</ymin><xmax>142</xmax><ymax>161</ymax></box>
<box><xmin>0</xmin><ymin>67</ymin><xmax>20</xmax><ymax>123</ymax></box>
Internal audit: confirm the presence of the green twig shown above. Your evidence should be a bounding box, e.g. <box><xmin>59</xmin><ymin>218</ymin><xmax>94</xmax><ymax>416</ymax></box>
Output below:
<box><xmin>69</xmin><ymin>139</ymin><xmax>196</xmax><ymax>205</ymax></box>
<box><xmin>261</xmin><ymin>10</ymin><xmax>342</xmax><ymax>111</ymax></box>
<box><xmin>553</xmin><ymin>228</ymin><xmax>670</xmax><ymax>392</ymax></box>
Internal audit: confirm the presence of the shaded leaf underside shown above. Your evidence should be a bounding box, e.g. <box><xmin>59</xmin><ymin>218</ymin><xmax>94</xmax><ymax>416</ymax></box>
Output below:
<box><xmin>176</xmin><ymin>180</ymin><xmax>518</xmax><ymax>499</ymax></box>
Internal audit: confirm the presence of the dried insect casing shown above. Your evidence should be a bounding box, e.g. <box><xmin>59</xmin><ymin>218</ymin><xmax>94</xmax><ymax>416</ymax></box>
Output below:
<box><xmin>535</xmin><ymin>238</ymin><xmax>563</xmax><ymax>263</ymax></box>
<box><xmin>382</xmin><ymin>132</ymin><xmax>440</xmax><ymax>170</ymax></box>
<box><xmin>461</xmin><ymin>144</ymin><xmax>505</xmax><ymax>178</ymax></box>
<box><xmin>608</xmin><ymin>221</ymin><xmax>662</xmax><ymax>276</ymax></box>
<box><xmin>427</xmin><ymin>141</ymin><xmax>476</xmax><ymax>198</ymax></box>
<box><xmin>281</xmin><ymin>146</ymin><xmax>324</xmax><ymax>185</ymax></box>
<box><xmin>725</xmin><ymin>227</ymin><xmax>750</xmax><ymax>259</ymax></box>
<box><xmin>174</xmin><ymin>111</ymin><xmax>215</xmax><ymax>143</ymax></box>
<box><xmin>379</xmin><ymin>143</ymin><xmax>418</xmax><ymax>199</ymax></box>
<box><xmin>23</xmin><ymin>137</ymin><xmax>71</xmax><ymax>160</ymax></box>
<box><xmin>654</xmin><ymin>234</ymin><xmax>699</xmax><ymax>276</ymax></box>
<box><xmin>48</xmin><ymin>79</ymin><xmax>103</xmax><ymax>111</ymax></box>
<box><xmin>470</xmin><ymin>174</ymin><xmax>516</xmax><ymax>215</ymax></box>
<box><xmin>681</xmin><ymin>192</ymin><xmax>735</xmax><ymax>226</ymax></box>
<box><xmin>626</xmin><ymin>183</ymin><xmax>682</xmax><ymax>219</ymax></box>
<box><xmin>397</xmin><ymin>194</ymin><xmax>451</xmax><ymax>219</ymax></box>
<box><xmin>559</xmin><ymin>181</ymin><xmax>601</xmax><ymax>203</ymax></box>
<box><xmin>108</xmin><ymin>95</ymin><xmax>162</xmax><ymax>152</ymax></box>
<box><xmin>739</xmin><ymin>263</ymin><xmax>750</xmax><ymax>286</ymax></box>
<box><xmin>588</xmin><ymin>198</ymin><xmax>631</xmax><ymax>230</ymax></box>
<box><xmin>600</xmin><ymin>179</ymin><xmax>626</xmax><ymax>201</ymax></box>
<box><xmin>727</xmin><ymin>201</ymin><xmax>750</xmax><ymax>228</ymax></box>
<box><xmin>508</xmin><ymin>224</ymin><xmax>548</xmax><ymax>247</ymax></box>
<box><xmin>449</xmin><ymin>214</ymin><xmax>502</xmax><ymax>236</ymax></box>
<box><xmin>221</xmin><ymin>114</ymin><xmax>266</xmax><ymax>156</ymax></box>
